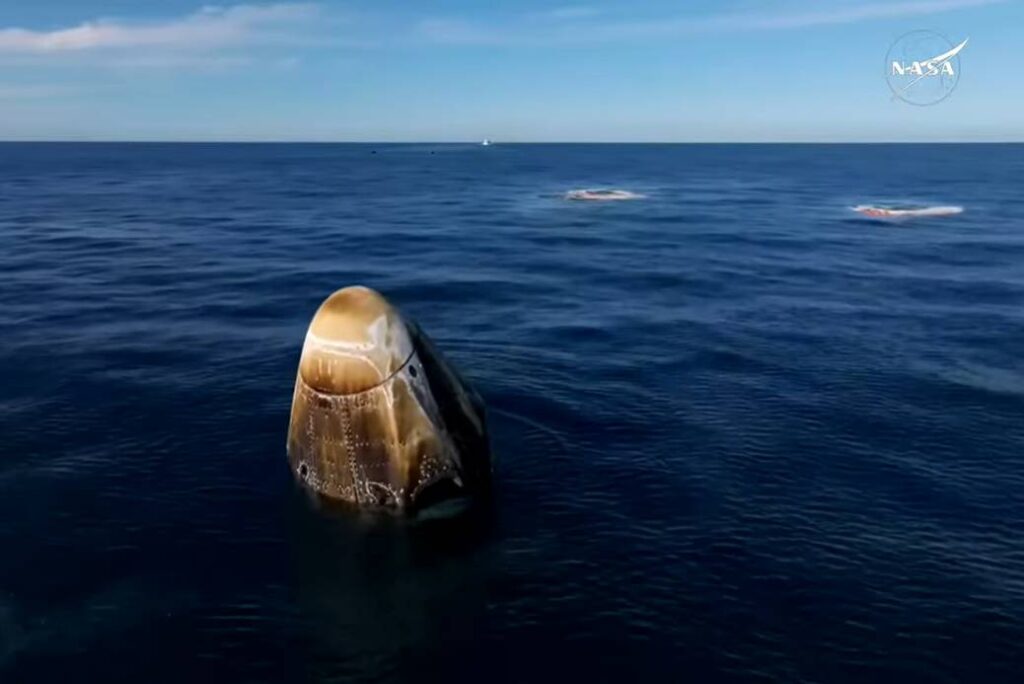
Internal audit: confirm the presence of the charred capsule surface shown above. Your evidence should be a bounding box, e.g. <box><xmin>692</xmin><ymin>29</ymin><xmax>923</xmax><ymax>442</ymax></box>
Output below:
<box><xmin>287</xmin><ymin>286</ymin><xmax>491</xmax><ymax>512</ymax></box>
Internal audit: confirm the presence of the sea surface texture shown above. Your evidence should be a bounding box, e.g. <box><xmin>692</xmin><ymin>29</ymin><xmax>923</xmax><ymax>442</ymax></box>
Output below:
<box><xmin>2</xmin><ymin>143</ymin><xmax>1023</xmax><ymax>683</ymax></box>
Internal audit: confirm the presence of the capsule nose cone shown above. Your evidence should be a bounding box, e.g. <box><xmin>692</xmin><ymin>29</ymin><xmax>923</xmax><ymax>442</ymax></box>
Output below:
<box><xmin>287</xmin><ymin>286</ymin><xmax>492</xmax><ymax>512</ymax></box>
<box><xmin>299</xmin><ymin>286</ymin><xmax>415</xmax><ymax>395</ymax></box>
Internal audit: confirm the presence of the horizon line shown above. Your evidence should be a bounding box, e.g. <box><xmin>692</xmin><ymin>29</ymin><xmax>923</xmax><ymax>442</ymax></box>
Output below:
<box><xmin>0</xmin><ymin>139</ymin><xmax>1021</xmax><ymax>144</ymax></box>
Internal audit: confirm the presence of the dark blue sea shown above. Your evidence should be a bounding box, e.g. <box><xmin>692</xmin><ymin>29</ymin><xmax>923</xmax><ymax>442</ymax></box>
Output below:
<box><xmin>2</xmin><ymin>143</ymin><xmax>1023</xmax><ymax>683</ymax></box>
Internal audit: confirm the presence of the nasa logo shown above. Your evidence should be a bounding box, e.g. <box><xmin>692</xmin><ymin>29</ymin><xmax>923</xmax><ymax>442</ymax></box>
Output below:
<box><xmin>891</xmin><ymin>59</ymin><xmax>956</xmax><ymax>77</ymax></box>
<box><xmin>885</xmin><ymin>30</ymin><xmax>968</xmax><ymax>106</ymax></box>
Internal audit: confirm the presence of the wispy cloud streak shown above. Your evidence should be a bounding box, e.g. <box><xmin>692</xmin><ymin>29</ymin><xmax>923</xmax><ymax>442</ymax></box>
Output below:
<box><xmin>419</xmin><ymin>0</ymin><xmax>1004</xmax><ymax>45</ymax></box>
<box><xmin>540</xmin><ymin>6</ymin><xmax>605</xmax><ymax>20</ymax></box>
<box><xmin>0</xmin><ymin>84</ymin><xmax>79</xmax><ymax>99</ymax></box>
<box><xmin>0</xmin><ymin>4</ymin><xmax>319</xmax><ymax>53</ymax></box>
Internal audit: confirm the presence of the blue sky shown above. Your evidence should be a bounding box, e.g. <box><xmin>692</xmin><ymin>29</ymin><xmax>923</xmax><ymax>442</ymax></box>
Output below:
<box><xmin>0</xmin><ymin>1</ymin><xmax>1021</xmax><ymax>141</ymax></box>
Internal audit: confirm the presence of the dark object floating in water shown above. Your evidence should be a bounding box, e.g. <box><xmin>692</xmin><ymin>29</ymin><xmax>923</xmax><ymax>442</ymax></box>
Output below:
<box><xmin>852</xmin><ymin>204</ymin><xmax>963</xmax><ymax>219</ymax></box>
<box><xmin>566</xmin><ymin>188</ymin><xmax>644</xmax><ymax>201</ymax></box>
<box><xmin>287</xmin><ymin>286</ymin><xmax>492</xmax><ymax>513</ymax></box>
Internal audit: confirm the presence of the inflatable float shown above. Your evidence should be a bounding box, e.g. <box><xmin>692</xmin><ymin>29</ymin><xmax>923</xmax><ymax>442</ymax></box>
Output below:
<box><xmin>852</xmin><ymin>205</ymin><xmax>963</xmax><ymax>219</ymax></box>
<box><xmin>565</xmin><ymin>189</ymin><xmax>643</xmax><ymax>201</ymax></box>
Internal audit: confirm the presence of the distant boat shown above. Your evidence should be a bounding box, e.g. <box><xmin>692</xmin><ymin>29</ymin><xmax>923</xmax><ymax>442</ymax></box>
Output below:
<box><xmin>481</xmin><ymin>139</ymin><xmax>492</xmax><ymax>146</ymax></box>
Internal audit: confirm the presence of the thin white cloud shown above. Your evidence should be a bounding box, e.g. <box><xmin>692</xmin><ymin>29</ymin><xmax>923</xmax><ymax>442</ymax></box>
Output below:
<box><xmin>0</xmin><ymin>3</ymin><xmax>319</xmax><ymax>53</ymax></box>
<box><xmin>416</xmin><ymin>19</ymin><xmax>505</xmax><ymax>46</ymax></box>
<box><xmin>0</xmin><ymin>84</ymin><xmax>79</xmax><ymax>99</ymax></box>
<box><xmin>420</xmin><ymin>0</ymin><xmax>1004</xmax><ymax>45</ymax></box>
<box><xmin>656</xmin><ymin>0</ymin><xmax>1003</xmax><ymax>33</ymax></box>
<box><xmin>541</xmin><ymin>6</ymin><xmax>605</xmax><ymax>20</ymax></box>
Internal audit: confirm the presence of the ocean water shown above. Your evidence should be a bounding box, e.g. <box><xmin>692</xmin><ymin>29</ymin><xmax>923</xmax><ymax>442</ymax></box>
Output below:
<box><xmin>2</xmin><ymin>143</ymin><xmax>1023</xmax><ymax>683</ymax></box>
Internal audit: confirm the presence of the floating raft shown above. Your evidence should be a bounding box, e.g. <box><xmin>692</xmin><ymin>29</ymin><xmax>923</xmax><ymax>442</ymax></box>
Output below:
<box><xmin>565</xmin><ymin>189</ymin><xmax>644</xmax><ymax>201</ymax></box>
<box><xmin>852</xmin><ymin>205</ymin><xmax>963</xmax><ymax>219</ymax></box>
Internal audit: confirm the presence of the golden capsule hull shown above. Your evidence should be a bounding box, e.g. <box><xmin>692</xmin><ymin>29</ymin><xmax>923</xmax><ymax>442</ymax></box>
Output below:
<box><xmin>287</xmin><ymin>288</ymin><xmax>490</xmax><ymax>511</ymax></box>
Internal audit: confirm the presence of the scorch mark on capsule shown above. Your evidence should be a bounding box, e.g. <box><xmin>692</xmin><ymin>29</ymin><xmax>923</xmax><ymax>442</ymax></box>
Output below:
<box><xmin>287</xmin><ymin>286</ymin><xmax>492</xmax><ymax>513</ymax></box>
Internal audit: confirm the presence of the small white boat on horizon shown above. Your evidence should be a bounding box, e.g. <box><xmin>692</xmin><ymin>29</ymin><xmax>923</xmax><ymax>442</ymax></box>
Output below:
<box><xmin>481</xmin><ymin>139</ymin><xmax>492</xmax><ymax>146</ymax></box>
